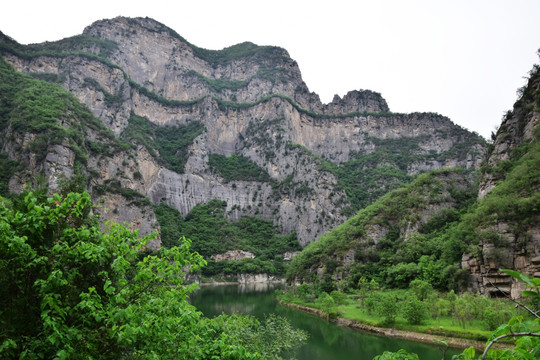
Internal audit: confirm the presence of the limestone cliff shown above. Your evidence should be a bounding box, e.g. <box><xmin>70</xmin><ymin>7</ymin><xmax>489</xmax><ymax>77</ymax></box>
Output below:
<box><xmin>0</xmin><ymin>17</ymin><xmax>485</xmax><ymax>248</ymax></box>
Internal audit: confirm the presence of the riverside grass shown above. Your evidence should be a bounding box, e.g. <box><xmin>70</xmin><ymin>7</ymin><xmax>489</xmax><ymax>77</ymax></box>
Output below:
<box><xmin>278</xmin><ymin>288</ymin><xmax>519</xmax><ymax>344</ymax></box>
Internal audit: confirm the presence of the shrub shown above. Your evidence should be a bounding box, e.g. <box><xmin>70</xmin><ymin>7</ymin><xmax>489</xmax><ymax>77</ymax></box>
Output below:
<box><xmin>375</xmin><ymin>293</ymin><xmax>399</xmax><ymax>324</ymax></box>
<box><xmin>402</xmin><ymin>297</ymin><xmax>426</xmax><ymax>325</ymax></box>
<box><xmin>409</xmin><ymin>279</ymin><xmax>433</xmax><ymax>301</ymax></box>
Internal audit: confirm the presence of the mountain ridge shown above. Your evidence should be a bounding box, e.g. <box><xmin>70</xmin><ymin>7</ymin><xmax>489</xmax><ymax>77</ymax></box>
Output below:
<box><xmin>0</xmin><ymin>16</ymin><xmax>485</xmax><ymax>249</ymax></box>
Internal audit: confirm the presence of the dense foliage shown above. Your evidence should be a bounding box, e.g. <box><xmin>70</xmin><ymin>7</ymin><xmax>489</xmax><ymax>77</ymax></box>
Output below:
<box><xmin>281</xmin><ymin>280</ymin><xmax>519</xmax><ymax>339</ymax></box>
<box><xmin>0</xmin><ymin>191</ymin><xmax>306</xmax><ymax>359</ymax></box>
<box><xmin>121</xmin><ymin>113</ymin><xmax>205</xmax><ymax>173</ymax></box>
<box><xmin>326</xmin><ymin>129</ymin><xmax>483</xmax><ymax>215</ymax></box>
<box><xmin>367</xmin><ymin>270</ymin><xmax>540</xmax><ymax>360</ymax></box>
<box><xmin>154</xmin><ymin>200</ymin><xmax>300</xmax><ymax>277</ymax></box>
<box><xmin>208</xmin><ymin>153</ymin><xmax>272</xmax><ymax>183</ymax></box>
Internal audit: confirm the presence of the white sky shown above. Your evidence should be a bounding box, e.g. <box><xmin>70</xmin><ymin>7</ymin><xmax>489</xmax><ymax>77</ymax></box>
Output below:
<box><xmin>2</xmin><ymin>0</ymin><xmax>540</xmax><ymax>139</ymax></box>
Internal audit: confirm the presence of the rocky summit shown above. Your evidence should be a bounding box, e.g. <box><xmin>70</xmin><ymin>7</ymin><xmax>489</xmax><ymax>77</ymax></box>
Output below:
<box><xmin>0</xmin><ymin>16</ymin><xmax>485</xmax><ymax>251</ymax></box>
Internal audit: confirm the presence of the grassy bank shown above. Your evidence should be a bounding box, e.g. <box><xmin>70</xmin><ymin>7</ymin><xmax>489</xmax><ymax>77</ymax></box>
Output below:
<box><xmin>277</xmin><ymin>285</ymin><xmax>522</xmax><ymax>348</ymax></box>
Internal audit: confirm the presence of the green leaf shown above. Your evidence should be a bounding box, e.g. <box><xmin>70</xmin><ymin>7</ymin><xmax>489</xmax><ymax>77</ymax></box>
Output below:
<box><xmin>501</xmin><ymin>269</ymin><xmax>535</xmax><ymax>287</ymax></box>
<box><xmin>521</xmin><ymin>290</ymin><xmax>538</xmax><ymax>298</ymax></box>
<box><xmin>461</xmin><ymin>346</ymin><xmax>475</xmax><ymax>360</ymax></box>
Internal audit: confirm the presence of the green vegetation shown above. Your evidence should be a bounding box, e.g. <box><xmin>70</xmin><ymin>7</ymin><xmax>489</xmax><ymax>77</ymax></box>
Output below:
<box><xmin>367</xmin><ymin>270</ymin><xmax>540</xmax><ymax>359</ymax></box>
<box><xmin>0</xmin><ymin>57</ymin><xmax>124</xmax><ymax>166</ymax></box>
<box><xmin>0</xmin><ymin>152</ymin><xmax>18</xmax><ymax>196</ymax></box>
<box><xmin>324</xmin><ymin>131</ymin><xmax>484</xmax><ymax>215</ymax></box>
<box><xmin>152</xmin><ymin>203</ymin><xmax>186</xmax><ymax>248</ymax></box>
<box><xmin>327</xmin><ymin>135</ymin><xmax>427</xmax><ymax>213</ymax></box>
<box><xmin>21</xmin><ymin>34</ymin><xmax>118</xmax><ymax>58</ymax></box>
<box><xmin>287</xmin><ymin>168</ymin><xmax>477</xmax><ymax>291</ymax></box>
<box><xmin>121</xmin><ymin>113</ymin><xmax>205</xmax><ymax>173</ymax></box>
<box><xmin>93</xmin><ymin>179</ymin><xmax>151</xmax><ymax>207</ymax></box>
<box><xmin>279</xmin><ymin>281</ymin><xmax>520</xmax><ymax>342</ymax></box>
<box><xmin>0</xmin><ymin>33</ymin><xmax>118</xmax><ymax>58</ymax></box>
<box><xmin>188</xmin><ymin>70</ymin><xmax>249</xmax><ymax>92</ymax></box>
<box><xmin>0</xmin><ymin>35</ymin><xmax>122</xmax><ymax>71</ymax></box>
<box><xmin>442</xmin><ymin>126</ymin><xmax>540</xmax><ymax>270</ymax></box>
<box><xmin>153</xmin><ymin>199</ymin><xmax>300</xmax><ymax>277</ymax></box>
<box><xmin>208</xmin><ymin>153</ymin><xmax>272</xmax><ymax>183</ymax></box>
<box><xmin>28</xmin><ymin>72</ymin><xmax>67</xmax><ymax>84</ymax></box>
<box><xmin>192</xmin><ymin>41</ymin><xmax>287</xmax><ymax>68</ymax></box>
<box><xmin>0</xmin><ymin>191</ymin><xmax>307</xmax><ymax>359</ymax></box>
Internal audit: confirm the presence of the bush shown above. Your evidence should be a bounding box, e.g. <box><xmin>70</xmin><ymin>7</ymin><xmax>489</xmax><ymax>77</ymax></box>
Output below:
<box><xmin>317</xmin><ymin>292</ymin><xmax>338</xmax><ymax>318</ymax></box>
<box><xmin>409</xmin><ymin>279</ymin><xmax>433</xmax><ymax>301</ymax></box>
<box><xmin>402</xmin><ymin>297</ymin><xmax>426</xmax><ymax>325</ymax></box>
<box><xmin>375</xmin><ymin>293</ymin><xmax>399</xmax><ymax>324</ymax></box>
<box><xmin>330</xmin><ymin>290</ymin><xmax>348</xmax><ymax>306</ymax></box>
<box><xmin>483</xmin><ymin>307</ymin><xmax>500</xmax><ymax>331</ymax></box>
<box><xmin>297</xmin><ymin>283</ymin><xmax>312</xmax><ymax>301</ymax></box>
<box><xmin>0</xmin><ymin>191</ymin><xmax>252</xmax><ymax>358</ymax></box>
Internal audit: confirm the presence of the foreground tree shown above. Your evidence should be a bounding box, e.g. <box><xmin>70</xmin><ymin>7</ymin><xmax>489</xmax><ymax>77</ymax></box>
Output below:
<box><xmin>0</xmin><ymin>191</ymin><xmax>307</xmax><ymax>359</ymax></box>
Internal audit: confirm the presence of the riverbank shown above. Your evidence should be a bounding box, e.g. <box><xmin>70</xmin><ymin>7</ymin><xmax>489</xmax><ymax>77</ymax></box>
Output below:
<box><xmin>279</xmin><ymin>301</ymin><xmax>507</xmax><ymax>352</ymax></box>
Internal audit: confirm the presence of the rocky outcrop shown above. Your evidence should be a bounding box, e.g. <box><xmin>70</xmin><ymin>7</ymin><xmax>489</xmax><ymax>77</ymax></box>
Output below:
<box><xmin>283</xmin><ymin>251</ymin><xmax>300</xmax><ymax>261</ymax></box>
<box><xmin>96</xmin><ymin>193</ymin><xmax>161</xmax><ymax>250</ymax></box>
<box><xmin>211</xmin><ymin>250</ymin><xmax>255</xmax><ymax>262</ymax></box>
<box><xmin>323</xmin><ymin>90</ymin><xmax>389</xmax><ymax>114</ymax></box>
<box><xmin>237</xmin><ymin>273</ymin><xmax>285</xmax><ymax>284</ymax></box>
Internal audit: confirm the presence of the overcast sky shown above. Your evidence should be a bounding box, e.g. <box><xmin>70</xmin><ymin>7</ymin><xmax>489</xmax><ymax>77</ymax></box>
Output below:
<box><xmin>2</xmin><ymin>0</ymin><xmax>540</xmax><ymax>139</ymax></box>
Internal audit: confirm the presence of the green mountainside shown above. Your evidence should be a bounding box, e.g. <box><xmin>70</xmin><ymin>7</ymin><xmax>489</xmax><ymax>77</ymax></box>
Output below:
<box><xmin>287</xmin><ymin>168</ymin><xmax>478</xmax><ymax>291</ymax></box>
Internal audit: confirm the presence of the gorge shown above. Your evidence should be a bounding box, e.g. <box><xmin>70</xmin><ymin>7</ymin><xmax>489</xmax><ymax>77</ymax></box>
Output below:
<box><xmin>1</xmin><ymin>15</ymin><xmax>540</xmax><ymax>360</ymax></box>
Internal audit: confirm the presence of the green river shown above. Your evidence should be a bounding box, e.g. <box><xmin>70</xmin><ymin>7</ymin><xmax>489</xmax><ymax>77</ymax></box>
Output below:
<box><xmin>190</xmin><ymin>283</ymin><xmax>461</xmax><ymax>359</ymax></box>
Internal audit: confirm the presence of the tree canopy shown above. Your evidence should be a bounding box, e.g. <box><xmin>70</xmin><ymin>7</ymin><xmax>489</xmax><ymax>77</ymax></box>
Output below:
<box><xmin>0</xmin><ymin>191</ymin><xmax>306</xmax><ymax>359</ymax></box>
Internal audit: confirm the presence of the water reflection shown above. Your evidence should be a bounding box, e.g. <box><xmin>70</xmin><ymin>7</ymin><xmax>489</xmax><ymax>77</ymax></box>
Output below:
<box><xmin>236</xmin><ymin>282</ymin><xmax>283</xmax><ymax>293</ymax></box>
<box><xmin>191</xmin><ymin>284</ymin><xmax>460</xmax><ymax>360</ymax></box>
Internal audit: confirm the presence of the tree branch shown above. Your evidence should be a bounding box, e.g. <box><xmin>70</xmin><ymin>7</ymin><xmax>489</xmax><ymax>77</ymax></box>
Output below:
<box><xmin>481</xmin><ymin>332</ymin><xmax>540</xmax><ymax>360</ymax></box>
<box><xmin>486</xmin><ymin>276</ymin><xmax>539</xmax><ymax>319</ymax></box>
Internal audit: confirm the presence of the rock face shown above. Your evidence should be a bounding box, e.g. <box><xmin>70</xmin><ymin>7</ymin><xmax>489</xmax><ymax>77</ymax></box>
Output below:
<box><xmin>236</xmin><ymin>273</ymin><xmax>285</xmax><ymax>284</ymax></box>
<box><xmin>211</xmin><ymin>250</ymin><xmax>255</xmax><ymax>262</ymax></box>
<box><xmin>0</xmin><ymin>16</ymin><xmax>485</xmax><ymax>248</ymax></box>
<box><xmin>463</xmin><ymin>64</ymin><xmax>540</xmax><ymax>298</ymax></box>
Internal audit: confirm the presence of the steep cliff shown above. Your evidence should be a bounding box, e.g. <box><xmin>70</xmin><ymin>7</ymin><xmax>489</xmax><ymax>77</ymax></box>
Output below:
<box><xmin>462</xmin><ymin>60</ymin><xmax>540</xmax><ymax>298</ymax></box>
<box><xmin>0</xmin><ymin>16</ymin><xmax>484</xmax><ymax>249</ymax></box>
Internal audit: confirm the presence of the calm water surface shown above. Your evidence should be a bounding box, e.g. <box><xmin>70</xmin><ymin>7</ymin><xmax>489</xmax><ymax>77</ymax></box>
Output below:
<box><xmin>190</xmin><ymin>283</ymin><xmax>460</xmax><ymax>360</ymax></box>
